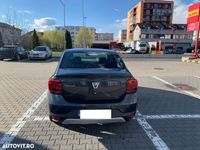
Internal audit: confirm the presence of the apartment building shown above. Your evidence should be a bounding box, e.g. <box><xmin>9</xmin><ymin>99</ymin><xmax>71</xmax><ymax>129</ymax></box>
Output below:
<box><xmin>95</xmin><ymin>33</ymin><xmax>114</xmax><ymax>41</ymax></box>
<box><xmin>0</xmin><ymin>22</ymin><xmax>22</xmax><ymax>45</ymax></box>
<box><xmin>127</xmin><ymin>0</ymin><xmax>174</xmax><ymax>41</ymax></box>
<box><xmin>126</xmin><ymin>24</ymin><xmax>193</xmax><ymax>52</ymax></box>
<box><xmin>55</xmin><ymin>26</ymin><xmax>96</xmax><ymax>47</ymax></box>
<box><xmin>118</xmin><ymin>29</ymin><xmax>127</xmax><ymax>43</ymax></box>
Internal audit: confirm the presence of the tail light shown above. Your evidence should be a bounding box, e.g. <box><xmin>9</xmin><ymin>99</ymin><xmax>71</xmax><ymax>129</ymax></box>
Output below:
<box><xmin>51</xmin><ymin>115</ymin><xmax>61</xmax><ymax>122</ymax></box>
<box><xmin>126</xmin><ymin>79</ymin><xmax>138</xmax><ymax>94</ymax></box>
<box><xmin>48</xmin><ymin>78</ymin><xmax>63</xmax><ymax>95</ymax></box>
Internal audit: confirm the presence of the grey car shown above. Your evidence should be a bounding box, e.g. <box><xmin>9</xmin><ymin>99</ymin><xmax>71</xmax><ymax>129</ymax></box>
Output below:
<box><xmin>29</xmin><ymin>46</ymin><xmax>52</xmax><ymax>60</ymax></box>
<box><xmin>0</xmin><ymin>45</ymin><xmax>28</xmax><ymax>61</ymax></box>
<box><xmin>48</xmin><ymin>48</ymin><xmax>138</xmax><ymax>124</ymax></box>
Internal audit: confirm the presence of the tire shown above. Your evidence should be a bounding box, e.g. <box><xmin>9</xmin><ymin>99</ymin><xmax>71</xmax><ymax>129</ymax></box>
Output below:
<box><xmin>45</xmin><ymin>55</ymin><xmax>48</xmax><ymax>60</ymax></box>
<box><xmin>14</xmin><ymin>54</ymin><xmax>21</xmax><ymax>61</ymax></box>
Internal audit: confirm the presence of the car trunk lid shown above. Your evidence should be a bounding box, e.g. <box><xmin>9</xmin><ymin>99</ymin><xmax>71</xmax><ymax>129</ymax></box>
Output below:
<box><xmin>56</xmin><ymin>68</ymin><xmax>131</xmax><ymax>104</ymax></box>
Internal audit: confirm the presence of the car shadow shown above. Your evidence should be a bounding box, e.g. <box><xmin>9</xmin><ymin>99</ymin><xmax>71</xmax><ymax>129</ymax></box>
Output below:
<box><xmin>56</xmin><ymin>86</ymin><xmax>200</xmax><ymax>150</ymax></box>
<box><xmin>0</xmin><ymin>132</ymin><xmax>46</xmax><ymax>150</ymax></box>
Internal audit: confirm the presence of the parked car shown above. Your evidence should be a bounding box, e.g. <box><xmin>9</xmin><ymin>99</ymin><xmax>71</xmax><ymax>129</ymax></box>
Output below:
<box><xmin>164</xmin><ymin>46</ymin><xmax>174</xmax><ymax>54</ymax></box>
<box><xmin>175</xmin><ymin>47</ymin><xmax>184</xmax><ymax>54</ymax></box>
<box><xmin>186</xmin><ymin>47</ymin><xmax>193</xmax><ymax>53</ymax></box>
<box><xmin>124</xmin><ymin>47</ymin><xmax>133</xmax><ymax>54</ymax></box>
<box><xmin>48</xmin><ymin>48</ymin><xmax>138</xmax><ymax>124</ymax></box>
<box><xmin>29</xmin><ymin>46</ymin><xmax>52</xmax><ymax>60</ymax></box>
<box><xmin>0</xmin><ymin>45</ymin><xmax>28</xmax><ymax>61</ymax></box>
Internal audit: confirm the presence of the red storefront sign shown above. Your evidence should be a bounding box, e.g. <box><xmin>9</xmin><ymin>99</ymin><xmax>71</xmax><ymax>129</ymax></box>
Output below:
<box><xmin>187</xmin><ymin>2</ymin><xmax>200</xmax><ymax>30</ymax></box>
<box><xmin>187</xmin><ymin>22</ymin><xmax>199</xmax><ymax>32</ymax></box>
<box><xmin>187</xmin><ymin>2</ymin><xmax>200</xmax><ymax>58</ymax></box>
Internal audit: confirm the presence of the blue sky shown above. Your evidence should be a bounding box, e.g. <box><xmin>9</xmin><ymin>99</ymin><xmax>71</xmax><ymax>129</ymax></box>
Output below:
<box><xmin>0</xmin><ymin>0</ymin><xmax>197</xmax><ymax>38</ymax></box>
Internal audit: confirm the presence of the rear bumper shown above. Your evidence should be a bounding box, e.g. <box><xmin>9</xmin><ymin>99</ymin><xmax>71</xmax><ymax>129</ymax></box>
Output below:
<box><xmin>62</xmin><ymin>118</ymin><xmax>126</xmax><ymax>124</ymax></box>
<box><xmin>29</xmin><ymin>55</ymin><xmax>46</xmax><ymax>59</ymax></box>
<box><xmin>48</xmin><ymin>93</ymin><xmax>137</xmax><ymax>123</ymax></box>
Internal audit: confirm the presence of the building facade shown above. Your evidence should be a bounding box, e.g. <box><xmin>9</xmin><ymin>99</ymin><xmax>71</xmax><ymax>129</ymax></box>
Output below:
<box><xmin>124</xmin><ymin>24</ymin><xmax>193</xmax><ymax>52</ymax></box>
<box><xmin>0</xmin><ymin>22</ymin><xmax>22</xmax><ymax>46</ymax></box>
<box><xmin>95</xmin><ymin>33</ymin><xmax>114</xmax><ymax>41</ymax></box>
<box><xmin>127</xmin><ymin>0</ymin><xmax>174</xmax><ymax>41</ymax></box>
<box><xmin>55</xmin><ymin>26</ymin><xmax>96</xmax><ymax>48</ymax></box>
<box><xmin>118</xmin><ymin>29</ymin><xmax>127</xmax><ymax>43</ymax></box>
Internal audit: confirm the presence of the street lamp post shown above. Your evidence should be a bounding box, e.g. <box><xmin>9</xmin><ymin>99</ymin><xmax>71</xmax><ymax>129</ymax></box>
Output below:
<box><xmin>82</xmin><ymin>0</ymin><xmax>85</xmax><ymax>28</ymax></box>
<box><xmin>59</xmin><ymin>0</ymin><xmax>66</xmax><ymax>50</ymax></box>
<box><xmin>82</xmin><ymin>0</ymin><xmax>86</xmax><ymax>48</ymax></box>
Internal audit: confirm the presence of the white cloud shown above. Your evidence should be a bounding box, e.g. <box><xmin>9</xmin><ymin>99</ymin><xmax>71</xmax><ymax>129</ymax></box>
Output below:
<box><xmin>1</xmin><ymin>15</ymin><xmax>6</xmax><ymax>19</ymax></box>
<box><xmin>114</xmin><ymin>9</ymin><xmax>120</xmax><ymax>12</ymax></box>
<box><xmin>17</xmin><ymin>10</ymin><xmax>34</xmax><ymax>14</ymax></box>
<box><xmin>172</xmin><ymin>0</ymin><xmax>199</xmax><ymax>24</ymax></box>
<box><xmin>113</xmin><ymin>18</ymin><xmax>127</xmax><ymax>29</ymax></box>
<box><xmin>33</xmin><ymin>17</ymin><xmax>56</xmax><ymax>29</ymax></box>
<box><xmin>97</xmin><ymin>28</ymin><xmax>102</xmax><ymax>32</ymax></box>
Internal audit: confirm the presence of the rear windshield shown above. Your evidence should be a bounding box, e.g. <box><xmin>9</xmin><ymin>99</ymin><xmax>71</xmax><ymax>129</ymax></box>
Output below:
<box><xmin>33</xmin><ymin>47</ymin><xmax>47</xmax><ymax>51</ymax></box>
<box><xmin>60</xmin><ymin>51</ymin><xmax>125</xmax><ymax>69</ymax></box>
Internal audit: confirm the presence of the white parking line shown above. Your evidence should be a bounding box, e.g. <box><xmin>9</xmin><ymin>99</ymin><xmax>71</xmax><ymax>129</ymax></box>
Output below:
<box><xmin>152</xmin><ymin>76</ymin><xmax>200</xmax><ymax>99</ymax></box>
<box><xmin>0</xmin><ymin>90</ymin><xmax>47</xmax><ymax>150</ymax></box>
<box><xmin>142</xmin><ymin>114</ymin><xmax>200</xmax><ymax>120</ymax></box>
<box><xmin>194</xmin><ymin>76</ymin><xmax>200</xmax><ymax>79</ymax></box>
<box><xmin>136</xmin><ymin>111</ymin><xmax>169</xmax><ymax>150</ymax></box>
<box><xmin>32</xmin><ymin>116</ymin><xmax>49</xmax><ymax>121</ymax></box>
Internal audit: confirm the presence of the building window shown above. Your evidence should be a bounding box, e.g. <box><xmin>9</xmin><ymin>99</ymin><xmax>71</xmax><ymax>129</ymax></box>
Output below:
<box><xmin>164</xmin><ymin>4</ymin><xmax>168</xmax><ymax>9</ymax></box>
<box><xmin>141</xmin><ymin>34</ymin><xmax>146</xmax><ymax>39</ymax></box>
<box><xmin>165</xmin><ymin>35</ymin><xmax>171</xmax><ymax>39</ymax></box>
<box><xmin>154</xmin><ymin>4</ymin><xmax>158</xmax><ymax>8</ymax></box>
<box><xmin>146</xmin><ymin>10</ymin><xmax>150</xmax><ymax>15</ymax></box>
<box><xmin>146</xmin><ymin>3</ymin><xmax>150</xmax><ymax>8</ymax></box>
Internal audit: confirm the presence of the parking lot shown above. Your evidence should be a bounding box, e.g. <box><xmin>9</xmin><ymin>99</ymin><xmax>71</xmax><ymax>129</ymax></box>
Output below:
<box><xmin>0</xmin><ymin>57</ymin><xmax>200</xmax><ymax>150</ymax></box>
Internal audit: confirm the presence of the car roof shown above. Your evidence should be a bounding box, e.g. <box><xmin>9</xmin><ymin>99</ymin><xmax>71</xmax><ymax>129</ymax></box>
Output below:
<box><xmin>64</xmin><ymin>48</ymin><xmax>117</xmax><ymax>53</ymax></box>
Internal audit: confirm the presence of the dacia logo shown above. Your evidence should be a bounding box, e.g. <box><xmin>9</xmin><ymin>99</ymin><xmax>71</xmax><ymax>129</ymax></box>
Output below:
<box><xmin>92</xmin><ymin>82</ymin><xmax>100</xmax><ymax>89</ymax></box>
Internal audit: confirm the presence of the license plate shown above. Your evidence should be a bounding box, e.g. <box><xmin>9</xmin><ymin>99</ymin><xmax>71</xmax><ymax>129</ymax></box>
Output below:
<box><xmin>80</xmin><ymin>110</ymin><xmax>111</xmax><ymax>119</ymax></box>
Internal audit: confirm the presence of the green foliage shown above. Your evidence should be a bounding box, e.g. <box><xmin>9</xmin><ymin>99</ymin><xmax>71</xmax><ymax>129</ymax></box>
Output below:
<box><xmin>65</xmin><ymin>30</ymin><xmax>72</xmax><ymax>49</ymax></box>
<box><xmin>76</xmin><ymin>28</ymin><xmax>94</xmax><ymax>48</ymax></box>
<box><xmin>32</xmin><ymin>29</ymin><xmax>40</xmax><ymax>48</ymax></box>
<box><xmin>41</xmin><ymin>30</ymin><xmax>64</xmax><ymax>50</ymax></box>
<box><xmin>0</xmin><ymin>32</ymin><xmax>4</xmax><ymax>47</ymax></box>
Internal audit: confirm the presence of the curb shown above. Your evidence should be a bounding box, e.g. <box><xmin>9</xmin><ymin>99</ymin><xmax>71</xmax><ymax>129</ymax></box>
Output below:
<box><xmin>182</xmin><ymin>59</ymin><xmax>200</xmax><ymax>64</ymax></box>
<box><xmin>121</xmin><ymin>54</ymin><xmax>183</xmax><ymax>59</ymax></box>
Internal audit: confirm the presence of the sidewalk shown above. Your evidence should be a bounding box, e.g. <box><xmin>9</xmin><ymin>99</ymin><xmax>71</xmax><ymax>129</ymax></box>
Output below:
<box><xmin>181</xmin><ymin>54</ymin><xmax>200</xmax><ymax>64</ymax></box>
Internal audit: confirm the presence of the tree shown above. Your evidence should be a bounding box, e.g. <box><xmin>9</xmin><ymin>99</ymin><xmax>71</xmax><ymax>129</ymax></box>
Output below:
<box><xmin>41</xmin><ymin>31</ymin><xmax>64</xmax><ymax>50</ymax></box>
<box><xmin>0</xmin><ymin>32</ymin><xmax>4</xmax><ymax>47</ymax></box>
<box><xmin>65</xmin><ymin>30</ymin><xmax>72</xmax><ymax>49</ymax></box>
<box><xmin>32</xmin><ymin>29</ymin><xmax>40</xmax><ymax>48</ymax></box>
<box><xmin>76</xmin><ymin>28</ymin><xmax>94</xmax><ymax>48</ymax></box>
